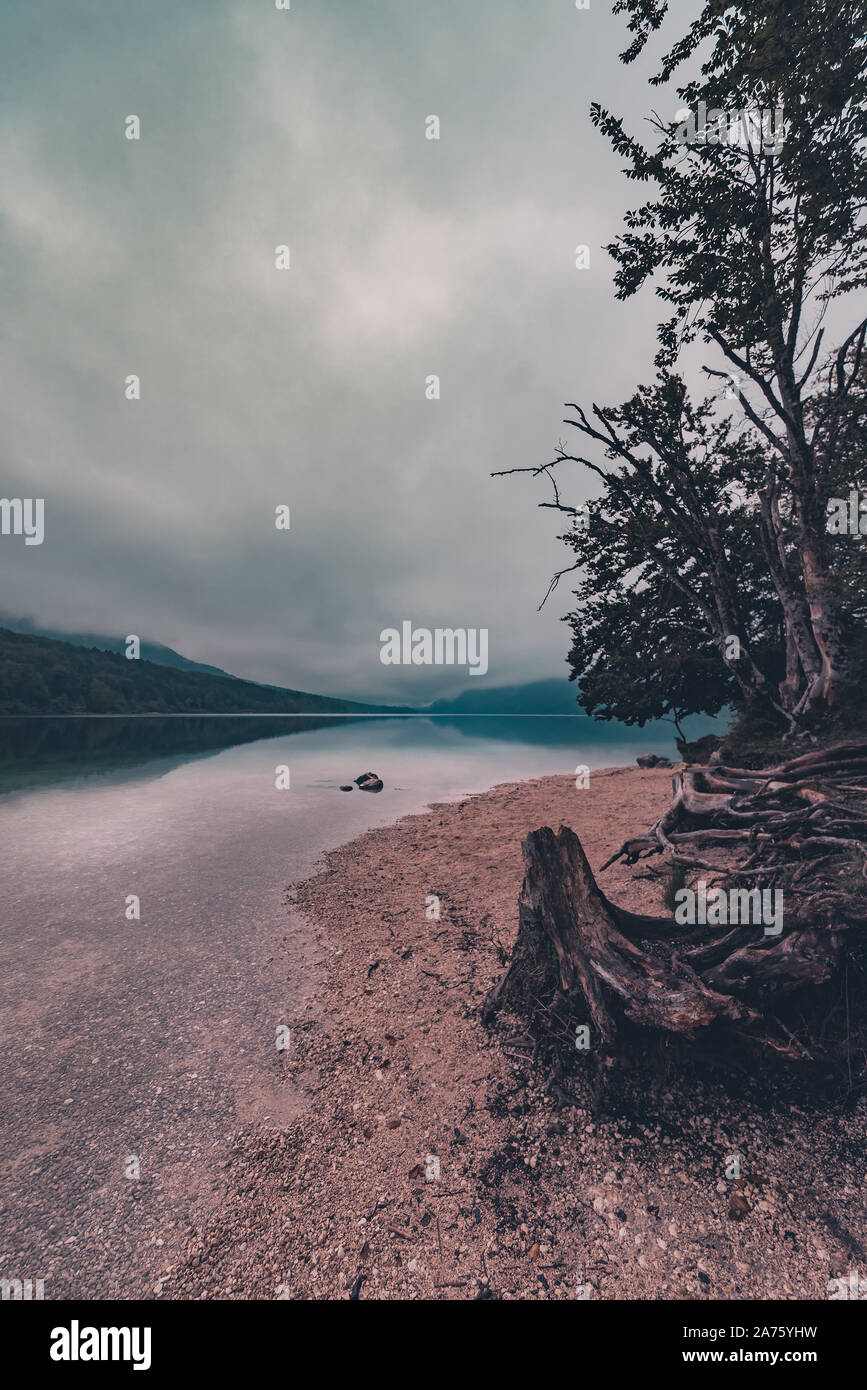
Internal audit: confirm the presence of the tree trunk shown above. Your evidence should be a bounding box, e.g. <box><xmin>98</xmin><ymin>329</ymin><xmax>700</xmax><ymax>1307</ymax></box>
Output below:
<box><xmin>775</xmin><ymin>372</ymin><xmax>850</xmax><ymax>710</ymax></box>
<box><xmin>757</xmin><ymin>476</ymin><xmax>822</xmax><ymax>709</ymax></box>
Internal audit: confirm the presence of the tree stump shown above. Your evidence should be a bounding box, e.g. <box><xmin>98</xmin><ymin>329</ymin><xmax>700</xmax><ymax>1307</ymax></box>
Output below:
<box><xmin>485</xmin><ymin>746</ymin><xmax>867</xmax><ymax>1074</ymax></box>
<box><xmin>483</xmin><ymin>825</ymin><xmax>753</xmax><ymax>1057</ymax></box>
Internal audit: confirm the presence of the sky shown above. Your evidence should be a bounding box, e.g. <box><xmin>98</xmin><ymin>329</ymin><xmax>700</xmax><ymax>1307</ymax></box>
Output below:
<box><xmin>0</xmin><ymin>0</ymin><xmax>698</xmax><ymax>701</ymax></box>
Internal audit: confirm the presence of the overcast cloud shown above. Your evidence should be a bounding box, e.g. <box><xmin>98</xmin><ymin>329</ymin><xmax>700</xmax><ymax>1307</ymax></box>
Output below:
<box><xmin>0</xmin><ymin>0</ymin><xmax>692</xmax><ymax>701</ymax></box>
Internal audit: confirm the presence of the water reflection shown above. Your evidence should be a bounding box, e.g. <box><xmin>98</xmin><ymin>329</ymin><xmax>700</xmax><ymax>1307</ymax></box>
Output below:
<box><xmin>0</xmin><ymin>711</ymin><xmax>715</xmax><ymax>798</ymax></box>
<box><xmin>0</xmin><ymin>714</ymin><xmax>350</xmax><ymax>796</ymax></box>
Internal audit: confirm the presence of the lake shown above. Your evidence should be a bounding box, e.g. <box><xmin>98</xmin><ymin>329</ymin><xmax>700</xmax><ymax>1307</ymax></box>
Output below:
<box><xmin>0</xmin><ymin>712</ymin><xmax>696</xmax><ymax>1296</ymax></box>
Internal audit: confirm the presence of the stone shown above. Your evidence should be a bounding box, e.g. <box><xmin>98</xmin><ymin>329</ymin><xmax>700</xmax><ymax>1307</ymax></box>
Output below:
<box><xmin>636</xmin><ymin>753</ymin><xmax>671</xmax><ymax>769</ymax></box>
<box><xmin>354</xmin><ymin>772</ymin><xmax>384</xmax><ymax>792</ymax></box>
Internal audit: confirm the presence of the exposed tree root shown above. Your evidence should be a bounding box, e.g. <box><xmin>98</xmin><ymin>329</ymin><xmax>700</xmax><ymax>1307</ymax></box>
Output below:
<box><xmin>485</xmin><ymin>744</ymin><xmax>867</xmax><ymax>1073</ymax></box>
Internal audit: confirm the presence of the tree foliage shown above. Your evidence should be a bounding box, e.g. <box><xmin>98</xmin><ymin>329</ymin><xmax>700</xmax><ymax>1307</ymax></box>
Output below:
<box><xmin>505</xmin><ymin>0</ymin><xmax>867</xmax><ymax>729</ymax></box>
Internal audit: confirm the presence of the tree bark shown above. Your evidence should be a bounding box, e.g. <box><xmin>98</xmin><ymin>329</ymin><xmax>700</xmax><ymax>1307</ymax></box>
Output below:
<box><xmin>757</xmin><ymin>473</ymin><xmax>822</xmax><ymax>709</ymax></box>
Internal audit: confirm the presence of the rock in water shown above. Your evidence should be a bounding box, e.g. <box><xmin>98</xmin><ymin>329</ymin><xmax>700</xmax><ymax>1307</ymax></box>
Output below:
<box><xmin>354</xmin><ymin>772</ymin><xmax>384</xmax><ymax>792</ymax></box>
<box><xmin>339</xmin><ymin>785</ymin><xmax>354</xmax><ymax>792</ymax></box>
<box><xmin>636</xmin><ymin>753</ymin><xmax>671</xmax><ymax>769</ymax></box>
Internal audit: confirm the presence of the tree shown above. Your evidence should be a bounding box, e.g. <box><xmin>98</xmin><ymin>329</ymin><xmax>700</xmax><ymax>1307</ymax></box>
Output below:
<box><xmin>501</xmin><ymin>0</ymin><xmax>867</xmax><ymax>728</ymax></box>
<box><xmin>558</xmin><ymin>375</ymin><xmax>789</xmax><ymax>722</ymax></box>
<box><xmin>588</xmin><ymin>0</ymin><xmax>867</xmax><ymax>714</ymax></box>
<box><xmin>485</xmin><ymin>1</ymin><xmax>867</xmax><ymax>1078</ymax></box>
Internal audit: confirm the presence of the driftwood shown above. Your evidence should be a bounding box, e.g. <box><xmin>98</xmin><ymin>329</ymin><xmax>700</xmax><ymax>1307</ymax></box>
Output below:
<box><xmin>484</xmin><ymin>743</ymin><xmax>867</xmax><ymax>1066</ymax></box>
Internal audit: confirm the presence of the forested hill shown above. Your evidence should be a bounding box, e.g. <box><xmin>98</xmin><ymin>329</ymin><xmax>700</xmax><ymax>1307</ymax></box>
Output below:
<box><xmin>0</xmin><ymin>613</ymin><xmax>238</xmax><ymax>681</ymax></box>
<box><xmin>0</xmin><ymin>627</ymin><xmax>380</xmax><ymax>716</ymax></box>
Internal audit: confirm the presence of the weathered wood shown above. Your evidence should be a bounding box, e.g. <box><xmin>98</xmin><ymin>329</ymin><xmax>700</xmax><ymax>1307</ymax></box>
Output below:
<box><xmin>483</xmin><ymin>739</ymin><xmax>867</xmax><ymax>1073</ymax></box>
<box><xmin>605</xmin><ymin>748</ymin><xmax>867</xmax><ymax>882</ymax></box>
<box><xmin>486</xmin><ymin>745</ymin><xmax>867</xmax><ymax>1069</ymax></box>
<box><xmin>702</xmin><ymin>928</ymin><xmax>840</xmax><ymax>997</ymax></box>
<box><xmin>483</xmin><ymin>825</ymin><xmax>753</xmax><ymax>1050</ymax></box>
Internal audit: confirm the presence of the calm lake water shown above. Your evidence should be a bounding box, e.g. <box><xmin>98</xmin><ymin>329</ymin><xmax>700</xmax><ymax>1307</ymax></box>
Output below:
<box><xmin>0</xmin><ymin>711</ymin><xmax>693</xmax><ymax>876</ymax></box>
<box><xmin>0</xmin><ymin>713</ymin><xmax>701</xmax><ymax>1296</ymax></box>
<box><xmin>0</xmin><ymin>714</ymin><xmax>695</xmax><ymax>935</ymax></box>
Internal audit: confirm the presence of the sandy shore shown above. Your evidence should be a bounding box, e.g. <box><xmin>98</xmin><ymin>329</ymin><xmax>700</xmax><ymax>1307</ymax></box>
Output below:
<box><xmin>173</xmin><ymin>766</ymin><xmax>867</xmax><ymax>1300</ymax></box>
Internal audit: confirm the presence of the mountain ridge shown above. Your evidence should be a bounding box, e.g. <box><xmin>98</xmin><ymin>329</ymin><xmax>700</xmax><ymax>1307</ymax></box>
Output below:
<box><xmin>426</xmin><ymin>678</ymin><xmax>583</xmax><ymax>716</ymax></box>
<box><xmin>0</xmin><ymin>626</ymin><xmax>399</xmax><ymax>717</ymax></box>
